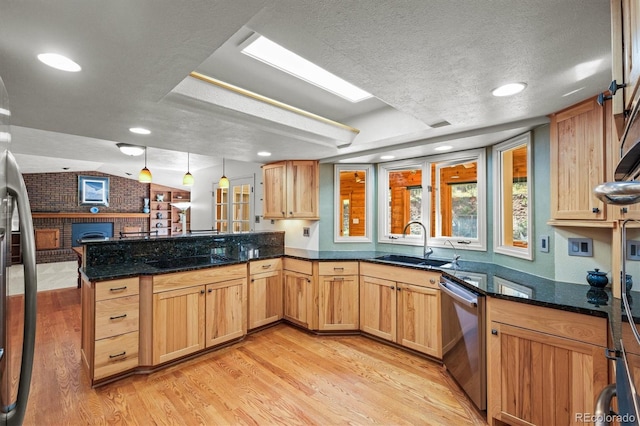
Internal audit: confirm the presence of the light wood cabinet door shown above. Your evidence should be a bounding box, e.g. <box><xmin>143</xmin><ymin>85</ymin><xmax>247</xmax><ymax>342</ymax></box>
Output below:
<box><xmin>205</xmin><ymin>278</ymin><xmax>246</xmax><ymax>348</ymax></box>
<box><xmin>549</xmin><ymin>97</ymin><xmax>606</xmax><ymax>220</ymax></box>
<box><xmin>286</xmin><ymin>160</ymin><xmax>319</xmax><ymax>219</ymax></box>
<box><xmin>397</xmin><ymin>283</ymin><xmax>441</xmax><ymax>358</ymax></box>
<box><xmin>35</xmin><ymin>228</ymin><xmax>60</xmax><ymax>250</ymax></box>
<box><xmin>152</xmin><ymin>285</ymin><xmax>205</xmax><ymax>365</ymax></box>
<box><xmin>488</xmin><ymin>322</ymin><xmax>608</xmax><ymax>426</ymax></box>
<box><xmin>262</xmin><ymin>162</ymin><xmax>287</xmax><ymax>219</ymax></box>
<box><xmin>359</xmin><ymin>275</ymin><xmax>396</xmax><ymax>341</ymax></box>
<box><xmin>283</xmin><ymin>270</ymin><xmax>312</xmax><ymax>328</ymax></box>
<box><xmin>263</xmin><ymin>160</ymin><xmax>319</xmax><ymax>219</ymax></box>
<box><xmin>248</xmin><ymin>270</ymin><xmax>283</xmax><ymax>329</ymax></box>
<box><xmin>318</xmin><ymin>275</ymin><xmax>359</xmax><ymax>331</ymax></box>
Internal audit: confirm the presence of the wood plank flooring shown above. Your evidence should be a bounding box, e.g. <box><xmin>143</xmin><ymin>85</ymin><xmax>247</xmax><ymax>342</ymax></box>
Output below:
<box><xmin>24</xmin><ymin>288</ymin><xmax>487</xmax><ymax>425</ymax></box>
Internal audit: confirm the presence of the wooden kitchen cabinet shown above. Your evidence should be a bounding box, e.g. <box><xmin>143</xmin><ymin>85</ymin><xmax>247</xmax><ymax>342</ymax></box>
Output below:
<box><xmin>487</xmin><ymin>297</ymin><xmax>608</xmax><ymax>426</ymax></box>
<box><xmin>152</xmin><ymin>284</ymin><xmax>205</xmax><ymax>365</ymax></box>
<box><xmin>81</xmin><ymin>276</ymin><xmax>140</xmax><ymax>384</ymax></box>
<box><xmin>262</xmin><ymin>160</ymin><xmax>319</xmax><ymax>220</ymax></box>
<box><xmin>549</xmin><ymin>96</ymin><xmax>607</xmax><ymax>222</ymax></box>
<box><xmin>318</xmin><ymin>261</ymin><xmax>359</xmax><ymax>331</ymax></box>
<box><xmin>248</xmin><ymin>258</ymin><xmax>283</xmax><ymax>329</ymax></box>
<box><xmin>150</xmin><ymin>264</ymin><xmax>246</xmax><ymax>365</ymax></box>
<box><xmin>359</xmin><ymin>263</ymin><xmax>441</xmax><ymax>358</ymax></box>
<box><xmin>35</xmin><ymin>228</ymin><xmax>60</xmax><ymax>250</ymax></box>
<box><xmin>283</xmin><ymin>258</ymin><xmax>315</xmax><ymax>329</ymax></box>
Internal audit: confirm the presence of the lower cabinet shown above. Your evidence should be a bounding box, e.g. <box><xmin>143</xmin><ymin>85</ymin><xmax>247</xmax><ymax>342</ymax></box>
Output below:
<box><xmin>283</xmin><ymin>258</ymin><xmax>315</xmax><ymax>329</ymax></box>
<box><xmin>248</xmin><ymin>258</ymin><xmax>283</xmax><ymax>329</ymax></box>
<box><xmin>149</xmin><ymin>264</ymin><xmax>247</xmax><ymax>366</ymax></box>
<box><xmin>487</xmin><ymin>297</ymin><xmax>608</xmax><ymax>426</ymax></box>
<box><xmin>318</xmin><ymin>262</ymin><xmax>359</xmax><ymax>331</ymax></box>
<box><xmin>359</xmin><ymin>263</ymin><xmax>441</xmax><ymax>358</ymax></box>
<box><xmin>81</xmin><ymin>276</ymin><xmax>140</xmax><ymax>384</ymax></box>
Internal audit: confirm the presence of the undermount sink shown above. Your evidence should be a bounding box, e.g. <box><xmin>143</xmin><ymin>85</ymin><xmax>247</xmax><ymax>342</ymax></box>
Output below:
<box><xmin>374</xmin><ymin>254</ymin><xmax>451</xmax><ymax>268</ymax></box>
<box><xmin>145</xmin><ymin>254</ymin><xmax>233</xmax><ymax>270</ymax></box>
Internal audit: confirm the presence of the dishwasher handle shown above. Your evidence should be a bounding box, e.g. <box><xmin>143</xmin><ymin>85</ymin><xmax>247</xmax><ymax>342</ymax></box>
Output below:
<box><xmin>439</xmin><ymin>279</ymin><xmax>478</xmax><ymax>308</ymax></box>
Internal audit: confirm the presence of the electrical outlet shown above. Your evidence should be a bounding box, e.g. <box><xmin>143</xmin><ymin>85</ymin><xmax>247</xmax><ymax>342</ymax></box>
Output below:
<box><xmin>303</xmin><ymin>227</ymin><xmax>310</xmax><ymax>237</ymax></box>
<box><xmin>540</xmin><ymin>235</ymin><xmax>550</xmax><ymax>253</ymax></box>
<box><xmin>567</xmin><ymin>238</ymin><xmax>593</xmax><ymax>257</ymax></box>
<box><xmin>627</xmin><ymin>240</ymin><xmax>640</xmax><ymax>260</ymax></box>
<box><xmin>255</xmin><ymin>215</ymin><xmax>260</xmax><ymax>223</ymax></box>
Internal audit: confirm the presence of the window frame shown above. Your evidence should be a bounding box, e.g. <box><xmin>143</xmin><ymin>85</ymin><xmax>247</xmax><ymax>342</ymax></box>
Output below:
<box><xmin>334</xmin><ymin>164</ymin><xmax>374</xmax><ymax>243</ymax></box>
<box><xmin>427</xmin><ymin>148</ymin><xmax>487</xmax><ymax>251</ymax></box>
<box><xmin>492</xmin><ymin>132</ymin><xmax>533</xmax><ymax>260</ymax></box>
<box><xmin>213</xmin><ymin>175</ymin><xmax>255</xmax><ymax>233</ymax></box>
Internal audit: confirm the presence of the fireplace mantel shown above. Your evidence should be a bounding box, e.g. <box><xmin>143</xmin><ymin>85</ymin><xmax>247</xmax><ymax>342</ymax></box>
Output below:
<box><xmin>32</xmin><ymin>212</ymin><xmax>149</xmax><ymax>219</ymax></box>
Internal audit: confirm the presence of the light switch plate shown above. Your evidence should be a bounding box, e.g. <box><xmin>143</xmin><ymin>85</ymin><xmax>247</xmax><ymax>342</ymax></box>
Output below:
<box><xmin>567</xmin><ymin>238</ymin><xmax>593</xmax><ymax>257</ymax></box>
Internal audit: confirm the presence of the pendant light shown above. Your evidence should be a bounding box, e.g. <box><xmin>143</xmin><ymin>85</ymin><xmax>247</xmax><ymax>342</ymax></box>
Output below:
<box><xmin>138</xmin><ymin>148</ymin><xmax>152</xmax><ymax>183</ymax></box>
<box><xmin>183</xmin><ymin>152</ymin><xmax>194</xmax><ymax>186</ymax></box>
<box><xmin>218</xmin><ymin>157</ymin><xmax>229</xmax><ymax>189</ymax></box>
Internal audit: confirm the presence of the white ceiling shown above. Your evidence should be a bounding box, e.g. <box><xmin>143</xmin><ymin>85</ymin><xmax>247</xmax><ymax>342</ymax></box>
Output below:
<box><xmin>0</xmin><ymin>0</ymin><xmax>612</xmax><ymax>179</ymax></box>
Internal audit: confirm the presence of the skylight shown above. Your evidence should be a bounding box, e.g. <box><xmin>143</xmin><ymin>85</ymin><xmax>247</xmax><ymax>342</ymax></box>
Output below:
<box><xmin>242</xmin><ymin>35</ymin><xmax>373</xmax><ymax>103</ymax></box>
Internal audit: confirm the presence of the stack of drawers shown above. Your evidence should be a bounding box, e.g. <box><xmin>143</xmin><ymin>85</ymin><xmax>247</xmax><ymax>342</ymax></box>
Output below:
<box><xmin>92</xmin><ymin>277</ymin><xmax>139</xmax><ymax>380</ymax></box>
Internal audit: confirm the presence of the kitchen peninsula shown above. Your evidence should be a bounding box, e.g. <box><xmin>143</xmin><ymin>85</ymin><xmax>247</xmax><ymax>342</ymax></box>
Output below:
<box><xmin>80</xmin><ymin>233</ymin><xmax>621</xmax><ymax>423</ymax></box>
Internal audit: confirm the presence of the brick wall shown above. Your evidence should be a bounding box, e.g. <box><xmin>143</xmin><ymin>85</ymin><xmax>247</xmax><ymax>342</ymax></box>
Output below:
<box><xmin>23</xmin><ymin>171</ymin><xmax>151</xmax><ymax>263</ymax></box>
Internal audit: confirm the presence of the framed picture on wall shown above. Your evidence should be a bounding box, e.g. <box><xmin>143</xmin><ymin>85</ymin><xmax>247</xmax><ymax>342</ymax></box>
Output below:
<box><xmin>78</xmin><ymin>176</ymin><xmax>109</xmax><ymax>206</ymax></box>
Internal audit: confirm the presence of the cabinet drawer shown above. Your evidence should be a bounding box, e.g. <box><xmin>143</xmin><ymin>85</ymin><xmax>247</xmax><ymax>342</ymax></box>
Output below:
<box><xmin>94</xmin><ymin>331</ymin><xmax>139</xmax><ymax>380</ymax></box>
<box><xmin>318</xmin><ymin>261</ymin><xmax>358</xmax><ymax>276</ymax></box>
<box><xmin>95</xmin><ymin>277</ymin><xmax>139</xmax><ymax>301</ymax></box>
<box><xmin>153</xmin><ymin>264</ymin><xmax>247</xmax><ymax>293</ymax></box>
<box><xmin>95</xmin><ymin>295</ymin><xmax>139</xmax><ymax>340</ymax></box>
<box><xmin>250</xmin><ymin>258</ymin><xmax>282</xmax><ymax>275</ymax></box>
<box><xmin>284</xmin><ymin>258</ymin><xmax>313</xmax><ymax>275</ymax></box>
<box><xmin>360</xmin><ymin>262</ymin><xmax>439</xmax><ymax>288</ymax></box>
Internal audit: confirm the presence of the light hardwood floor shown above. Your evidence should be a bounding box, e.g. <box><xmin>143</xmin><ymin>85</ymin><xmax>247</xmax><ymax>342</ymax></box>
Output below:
<box><xmin>24</xmin><ymin>288</ymin><xmax>487</xmax><ymax>425</ymax></box>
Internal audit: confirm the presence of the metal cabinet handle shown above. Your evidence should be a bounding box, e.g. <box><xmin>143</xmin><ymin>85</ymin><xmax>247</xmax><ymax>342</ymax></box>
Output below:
<box><xmin>592</xmin><ymin>207</ymin><xmax>600</xmax><ymax>213</ymax></box>
<box><xmin>200</xmin><ymin>289</ymin><xmax>205</xmax><ymax>294</ymax></box>
<box><xmin>333</xmin><ymin>267</ymin><xmax>344</xmax><ymax>271</ymax></box>
<box><xmin>391</xmin><ymin>286</ymin><xmax>395</xmax><ymax>290</ymax></box>
<box><xmin>262</xmin><ymin>264</ymin><xmax>271</xmax><ymax>269</ymax></box>
<box><xmin>430</xmin><ymin>278</ymin><xmax>436</xmax><ymax>284</ymax></box>
<box><xmin>333</xmin><ymin>277</ymin><xmax>344</xmax><ymax>281</ymax></box>
<box><xmin>109</xmin><ymin>351</ymin><xmax>126</xmax><ymax>359</ymax></box>
<box><xmin>109</xmin><ymin>314</ymin><xmax>127</xmax><ymax>320</ymax></box>
<box><xmin>110</xmin><ymin>286</ymin><xmax>127</xmax><ymax>292</ymax></box>
<box><xmin>208</xmin><ymin>288</ymin><xmax>213</xmax><ymax>293</ymax></box>
<box><xmin>491</xmin><ymin>329</ymin><xmax>498</xmax><ymax>335</ymax></box>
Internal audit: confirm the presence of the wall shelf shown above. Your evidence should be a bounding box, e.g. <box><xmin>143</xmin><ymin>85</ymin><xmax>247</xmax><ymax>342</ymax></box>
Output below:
<box><xmin>32</xmin><ymin>213</ymin><xmax>150</xmax><ymax>219</ymax></box>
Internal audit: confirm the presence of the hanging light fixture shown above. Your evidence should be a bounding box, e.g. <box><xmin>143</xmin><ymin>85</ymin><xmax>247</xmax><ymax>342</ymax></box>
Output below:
<box><xmin>218</xmin><ymin>157</ymin><xmax>229</xmax><ymax>189</ymax></box>
<box><xmin>138</xmin><ymin>148</ymin><xmax>152</xmax><ymax>183</ymax></box>
<box><xmin>183</xmin><ymin>152</ymin><xmax>194</xmax><ymax>186</ymax></box>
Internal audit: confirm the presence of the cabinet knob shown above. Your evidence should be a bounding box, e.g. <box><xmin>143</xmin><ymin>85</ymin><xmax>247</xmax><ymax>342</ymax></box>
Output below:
<box><xmin>430</xmin><ymin>278</ymin><xmax>436</xmax><ymax>284</ymax></box>
<box><xmin>391</xmin><ymin>286</ymin><xmax>395</xmax><ymax>290</ymax></box>
<box><xmin>622</xmin><ymin>207</ymin><xmax>628</xmax><ymax>214</ymax></box>
<box><xmin>289</xmin><ymin>211</ymin><xmax>293</xmax><ymax>215</ymax></box>
<box><xmin>281</xmin><ymin>211</ymin><xmax>285</xmax><ymax>216</ymax></box>
<box><xmin>200</xmin><ymin>290</ymin><xmax>205</xmax><ymax>294</ymax></box>
<box><xmin>592</xmin><ymin>207</ymin><xmax>600</xmax><ymax>213</ymax></box>
<box><xmin>397</xmin><ymin>287</ymin><xmax>401</xmax><ymax>291</ymax></box>
<box><xmin>208</xmin><ymin>288</ymin><xmax>213</xmax><ymax>293</ymax></box>
<box><xmin>491</xmin><ymin>329</ymin><xmax>498</xmax><ymax>336</ymax></box>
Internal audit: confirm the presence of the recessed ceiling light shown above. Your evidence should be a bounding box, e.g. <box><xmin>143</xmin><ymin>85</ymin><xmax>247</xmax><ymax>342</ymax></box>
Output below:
<box><xmin>129</xmin><ymin>127</ymin><xmax>151</xmax><ymax>135</ymax></box>
<box><xmin>380</xmin><ymin>155</ymin><xmax>395</xmax><ymax>160</ymax></box>
<box><xmin>257</xmin><ymin>151</ymin><xmax>272</xmax><ymax>157</ymax></box>
<box><xmin>242</xmin><ymin>35</ymin><xmax>373</xmax><ymax>103</ymax></box>
<box><xmin>492</xmin><ymin>82</ymin><xmax>527</xmax><ymax>97</ymax></box>
<box><xmin>37</xmin><ymin>53</ymin><xmax>81</xmax><ymax>72</ymax></box>
<box><xmin>434</xmin><ymin>145</ymin><xmax>453</xmax><ymax>152</ymax></box>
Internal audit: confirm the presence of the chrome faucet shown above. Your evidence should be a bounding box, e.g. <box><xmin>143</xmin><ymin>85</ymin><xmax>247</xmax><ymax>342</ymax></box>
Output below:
<box><xmin>445</xmin><ymin>239</ymin><xmax>461</xmax><ymax>269</ymax></box>
<box><xmin>402</xmin><ymin>220</ymin><xmax>433</xmax><ymax>259</ymax></box>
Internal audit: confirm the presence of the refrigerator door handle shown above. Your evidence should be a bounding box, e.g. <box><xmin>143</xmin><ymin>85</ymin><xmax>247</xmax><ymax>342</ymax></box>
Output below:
<box><xmin>4</xmin><ymin>152</ymin><xmax>36</xmax><ymax>426</ymax></box>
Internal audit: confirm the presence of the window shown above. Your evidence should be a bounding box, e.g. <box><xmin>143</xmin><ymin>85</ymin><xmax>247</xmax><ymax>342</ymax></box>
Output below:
<box><xmin>493</xmin><ymin>133</ymin><xmax>533</xmax><ymax>259</ymax></box>
<box><xmin>213</xmin><ymin>176</ymin><xmax>255</xmax><ymax>233</ymax></box>
<box><xmin>378</xmin><ymin>159</ymin><xmax>426</xmax><ymax>244</ymax></box>
<box><xmin>334</xmin><ymin>164</ymin><xmax>374</xmax><ymax>242</ymax></box>
<box><xmin>378</xmin><ymin>149</ymin><xmax>486</xmax><ymax>251</ymax></box>
<box><xmin>428</xmin><ymin>149</ymin><xmax>486</xmax><ymax>251</ymax></box>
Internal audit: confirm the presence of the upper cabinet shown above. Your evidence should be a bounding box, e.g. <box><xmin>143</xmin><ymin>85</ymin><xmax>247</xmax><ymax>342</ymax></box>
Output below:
<box><xmin>549</xmin><ymin>96</ymin><xmax>608</xmax><ymax>223</ymax></box>
<box><xmin>263</xmin><ymin>160</ymin><xmax>319</xmax><ymax>220</ymax></box>
<box><xmin>611</xmin><ymin>0</ymin><xmax>640</xmax><ymax>136</ymax></box>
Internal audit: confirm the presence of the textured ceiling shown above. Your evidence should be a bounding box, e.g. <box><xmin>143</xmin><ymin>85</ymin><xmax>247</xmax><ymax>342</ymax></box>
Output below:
<box><xmin>0</xmin><ymin>0</ymin><xmax>612</xmax><ymax>178</ymax></box>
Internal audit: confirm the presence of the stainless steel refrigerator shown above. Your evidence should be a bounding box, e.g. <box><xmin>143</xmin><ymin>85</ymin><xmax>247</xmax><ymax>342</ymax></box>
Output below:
<box><xmin>0</xmin><ymin>76</ymin><xmax>37</xmax><ymax>425</ymax></box>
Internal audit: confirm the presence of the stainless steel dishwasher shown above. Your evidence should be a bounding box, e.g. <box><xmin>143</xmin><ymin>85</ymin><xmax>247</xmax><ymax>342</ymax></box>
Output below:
<box><xmin>439</xmin><ymin>276</ymin><xmax>486</xmax><ymax>411</ymax></box>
